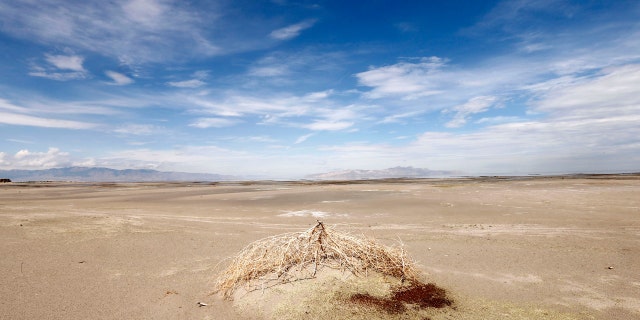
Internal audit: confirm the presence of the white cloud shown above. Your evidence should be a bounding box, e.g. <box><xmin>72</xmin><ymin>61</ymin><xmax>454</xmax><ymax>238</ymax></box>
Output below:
<box><xmin>122</xmin><ymin>0</ymin><xmax>165</xmax><ymax>27</ymax></box>
<box><xmin>444</xmin><ymin>96</ymin><xmax>497</xmax><ymax>128</ymax></box>
<box><xmin>105</xmin><ymin>71</ymin><xmax>134</xmax><ymax>85</ymax></box>
<box><xmin>45</xmin><ymin>54</ymin><xmax>85</xmax><ymax>71</ymax></box>
<box><xmin>97</xmin><ymin>144</ymin><xmax>350</xmax><ymax>178</ymax></box>
<box><xmin>246</xmin><ymin>50</ymin><xmax>347</xmax><ymax>83</ymax></box>
<box><xmin>167</xmin><ymin>79</ymin><xmax>205</xmax><ymax>88</ymax></box>
<box><xmin>379</xmin><ymin>111</ymin><xmax>422</xmax><ymax>124</ymax></box>
<box><xmin>27</xmin><ymin>70</ymin><xmax>86</xmax><ymax>81</ymax></box>
<box><xmin>409</xmin><ymin>116</ymin><xmax>640</xmax><ymax>174</ymax></box>
<box><xmin>295</xmin><ymin>104</ymin><xmax>362</xmax><ymax>131</ymax></box>
<box><xmin>246</xmin><ymin>53</ymin><xmax>295</xmax><ymax>78</ymax></box>
<box><xmin>304</xmin><ymin>90</ymin><xmax>334</xmax><ymax>101</ymax></box>
<box><xmin>0</xmin><ymin>95</ymin><xmax>130</xmax><ymax>117</ymax></box>
<box><xmin>183</xmin><ymin>89</ymin><xmax>364</xmax><ymax>133</ymax></box>
<box><xmin>355</xmin><ymin>10</ymin><xmax>640</xmax><ymax>119</ymax></box>
<box><xmin>519</xmin><ymin>42</ymin><xmax>551</xmax><ymax>53</ymax></box>
<box><xmin>99</xmin><ymin>145</ymin><xmax>251</xmax><ymax>174</ymax></box>
<box><xmin>28</xmin><ymin>53</ymin><xmax>87</xmax><ymax>81</ymax></box>
<box><xmin>476</xmin><ymin>116</ymin><xmax>523</xmax><ymax>125</ymax></box>
<box><xmin>0</xmin><ymin>97</ymin><xmax>106</xmax><ymax>129</ymax></box>
<box><xmin>464</xmin><ymin>0</ymin><xmax>578</xmax><ymax>37</ymax></box>
<box><xmin>269</xmin><ymin>19</ymin><xmax>316</xmax><ymax>40</ymax></box>
<box><xmin>294</xmin><ymin>133</ymin><xmax>314</xmax><ymax>144</ymax></box>
<box><xmin>0</xmin><ymin>111</ymin><xmax>96</xmax><ymax>129</ymax></box>
<box><xmin>5</xmin><ymin>138</ymin><xmax>35</xmax><ymax>144</ymax></box>
<box><xmin>246</xmin><ymin>136</ymin><xmax>277</xmax><ymax>143</ymax></box>
<box><xmin>189</xmin><ymin>117</ymin><xmax>240</xmax><ymax>128</ymax></box>
<box><xmin>192</xmin><ymin>70</ymin><xmax>210</xmax><ymax>79</ymax></box>
<box><xmin>0</xmin><ymin>98</ymin><xmax>30</xmax><ymax>113</ymax></box>
<box><xmin>3</xmin><ymin>148</ymin><xmax>72</xmax><ymax>169</ymax></box>
<box><xmin>328</xmin><ymin>63</ymin><xmax>640</xmax><ymax>174</ymax></box>
<box><xmin>188</xmin><ymin>93</ymin><xmax>312</xmax><ymax>119</ymax></box>
<box><xmin>304</xmin><ymin>120</ymin><xmax>353</xmax><ymax>131</ymax></box>
<box><xmin>533</xmin><ymin>64</ymin><xmax>640</xmax><ymax>117</ymax></box>
<box><xmin>249</xmin><ymin>65</ymin><xmax>290</xmax><ymax>77</ymax></box>
<box><xmin>166</xmin><ymin>70</ymin><xmax>209</xmax><ymax>87</ymax></box>
<box><xmin>114</xmin><ymin>124</ymin><xmax>159</xmax><ymax>135</ymax></box>
<box><xmin>356</xmin><ymin>57</ymin><xmax>448</xmax><ymax>100</ymax></box>
<box><xmin>0</xmin><ymin>0</ymin><xmax>221</xmax><ymax>64</ymax></box>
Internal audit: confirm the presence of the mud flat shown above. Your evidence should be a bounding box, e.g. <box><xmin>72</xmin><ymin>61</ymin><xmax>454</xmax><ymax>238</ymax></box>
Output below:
<box><xmin>1</xmin><ymin>175</ymin><xmax>639</xmax><ymax>319</ymax></box>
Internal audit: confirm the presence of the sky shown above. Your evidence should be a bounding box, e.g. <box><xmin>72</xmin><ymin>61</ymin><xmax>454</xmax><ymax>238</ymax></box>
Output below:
<box><xmin>1</xmin><ymin>0</ymin><xmax>639</xmax><ymax>179</ymax></box>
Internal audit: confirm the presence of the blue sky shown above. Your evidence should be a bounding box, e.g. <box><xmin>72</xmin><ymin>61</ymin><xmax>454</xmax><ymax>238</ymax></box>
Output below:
<box><xmin>1</xmin><ymin>0</ymin><xmax>639</xmax><ymax>178</ymax></box>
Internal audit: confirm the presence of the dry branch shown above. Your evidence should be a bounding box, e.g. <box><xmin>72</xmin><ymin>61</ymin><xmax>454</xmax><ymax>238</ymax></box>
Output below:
<box><xmin>214</xmin><ymin>221</ymin><xmax>421</xmax><ymax>299</ymax></box>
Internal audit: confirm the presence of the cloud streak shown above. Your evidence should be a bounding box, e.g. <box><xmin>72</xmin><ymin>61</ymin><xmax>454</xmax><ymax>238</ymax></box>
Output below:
<box><xmin>28</xmin><ymin>53</ymin><xmax>88</xmax><ymax>80</ymax></box>
<box><xmin>444</xmin><ymin>96</ymin><xmax>497</xmax><ymax>128</ymax></box>
<box><xmin>189</xmin><ymin>117</ymin><xmax>240</xmax><ymax>128</ymax></box>
<box><xmin>0</xmin><ymin>112</ymin><xmax>97</xmax><ymax>129</ymax></box>
<box><xmin>105</xmin><ymin>71</ymin><xmax>134</xmax><ymax>85</ymax></box>
<box><xmin>270</xmin><ymin>19</ymin><xmax>316</xmax><ymax>40</ymax></box>
<box><xmin>167</xmin><ymin>79</ymin><xmax>205</xmax><ymax>88</ymax></box>
<box><xmin>0</xmin><ymin>0</ymin><xmax>220</xmax><ymax>64</ymax></box>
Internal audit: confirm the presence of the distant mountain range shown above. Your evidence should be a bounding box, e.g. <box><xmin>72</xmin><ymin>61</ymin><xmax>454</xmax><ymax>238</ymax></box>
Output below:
<box><xmin>305</xmin><ymin>166</ymin><xmax>459</xmax><ymax>180</ymax></box>
<box><xmin>0</xmin><ymin>167</ymin><xmax>236</xmax><ymax>182</ymax></box>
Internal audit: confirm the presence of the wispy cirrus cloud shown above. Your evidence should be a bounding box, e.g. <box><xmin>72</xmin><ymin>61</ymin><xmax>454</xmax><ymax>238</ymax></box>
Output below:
<box><xmin>29</xmin><ymin>53</ymin><xmax>88</xmax><ymax>80</ymax></box>
<box><xmin>463</xmin><ymin>0</ymin><xmax>581</xmax><ymax>38</ymax></box>
<box><xmin>303</xmin><ymin>120</ymin><xmax>353</xmax><ymax>131</ymax></box>
<box><xmin>532</xmin><ymin>64</ymin><xmax>640</xmax><ymax>118</ymax></box>
<box><xmin>183</xmin><ymin>88</ymin><xmax>364</xmax><ymax>132</ymax></box>
<box><xmin>167</xmin><ymin>79</ymin><xmax>206</xmax><ymax>88</ymax></box>
<box><xmin>114</xmin><ymin>124</ymin><xmax>162</xmax><ymax>135</ymax></box>
<box><xmin>294</xmin><ymin>133</ymin><xmax>314</xmax><ymax>144</ymax></box>
<box><xmin>167</xmin><ymin>70</ymin><xmax>209</xmax><ymax>87</ymax></box>
<box><xmin>0</xmin><ymin>0</ymin><xmax>221</xmax><ymax>65</ymax></box>
<box><xmin>248</xmin><ymin>64</ymin><xmax>290</xmax><ymax>77</ymax></box>
<box><xmin>105</xmin><ymin>71</ymin><xmax>134</xmax><ymax>85</ymax></box>
<box><xmin>187</xmin><ymin>89</ymin><xmax>334</xmax><ymax>119</ymax></box>
<box><xmin>269</xmin><ymin>19</ymin><xmax>316</xmax><ymax>40</ymax></box>
<box><xmin>444</xmin><ymin>96</ymin><xmax>498</xmax><ymax>128</ymax></box>
<box><xmin>356</xmin><ymin>57</ymin><xmax>448</xmax><ymax>100</ymax></box>
<box><xmin>189</xmin><ymin>117</ymin><xmax>240</xmax><ymax>128</ymax></box>
<box><xmin>355</xmin><ymin>1</ymin><xmax>640</xmax><ymax>130</ymax></box>
<box><xmin>246</xmin><ymin>49</ymin><xmax>348</xmax><ymax>86</ymax></box>
<box><xmin>0</xmin><ymin>112</ymin><xmax>97</xmax><ymax>129</ymax></box>
<box><xmin>379</xmin><ymin>110</ymin><xmax>422</xmax><ymax>124</ymax></box>
<box><xmin>299</xmin><ymin>105</ymin><xmax>361</xmax><ymax>131</ymax></box>
<box><xmin>326</xmin><ymin>63</ymin><xmax>640</xmax><ymax>174</ymax></box>
<box><xmin>0</xmin><ymin>99</ymin><xmax>97</xmax><ymax>129</ymax></box>
<box><xmin>357</xmin><ymin>21</ymin><xmax>640</xmax><ymax>128</ymax></box>
<box><xmin>0</xmin><ymin>1</ymin><xmax>324</xmax><ymax>66</ymax></box>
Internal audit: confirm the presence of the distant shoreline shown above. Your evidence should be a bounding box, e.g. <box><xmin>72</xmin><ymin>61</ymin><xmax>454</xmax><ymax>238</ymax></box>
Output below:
<box><xmin>2</xmin><ymin>172</ymin><xmax>639</xmax><ymax>186</ymax></box>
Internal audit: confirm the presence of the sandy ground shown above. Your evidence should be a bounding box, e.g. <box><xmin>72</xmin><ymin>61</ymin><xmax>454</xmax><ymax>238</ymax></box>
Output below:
<box><xmin>1</xmin><ymin>176</ymin><xmax>639</xmax><ymax>319</ymax></box>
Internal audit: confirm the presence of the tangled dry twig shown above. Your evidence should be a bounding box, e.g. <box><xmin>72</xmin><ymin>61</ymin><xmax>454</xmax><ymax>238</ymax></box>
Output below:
<box><xmin>214</xmin><ymin>221</ymin><xmax>420</xmax><ymax>299</ymax></box>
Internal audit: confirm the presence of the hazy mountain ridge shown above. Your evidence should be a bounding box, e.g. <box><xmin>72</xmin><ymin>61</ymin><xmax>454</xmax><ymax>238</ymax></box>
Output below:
<box><xmin>306</xmin><ymin>166</ymin><xmax>459</xmax><ymax>180</ymax></box>
<box><xmin>0</xmin><ymin>167</ymin><xmax>236</xmax><ymax>182</ymax></box>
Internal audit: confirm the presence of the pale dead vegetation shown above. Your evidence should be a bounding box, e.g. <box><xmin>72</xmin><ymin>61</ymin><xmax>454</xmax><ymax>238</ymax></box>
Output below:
<box><xmin>214</xmin><ymin>221</ymin><xmax>420</xmax><ymax>299</ymax></box>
